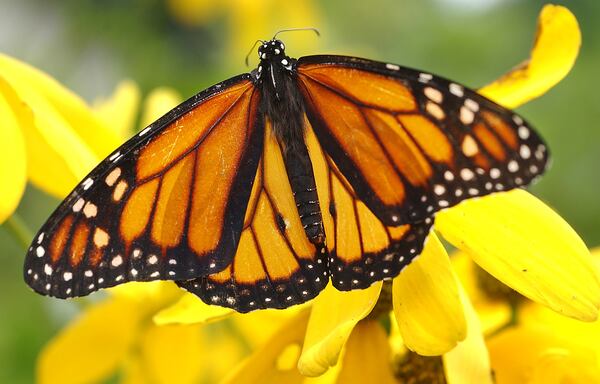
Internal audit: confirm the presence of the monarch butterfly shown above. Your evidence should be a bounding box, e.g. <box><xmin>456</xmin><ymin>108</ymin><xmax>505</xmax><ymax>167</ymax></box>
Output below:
<box><xmin>24</xmin><ymin>34</ymin><xmax>549</xmax><ymax>313</ymax></box>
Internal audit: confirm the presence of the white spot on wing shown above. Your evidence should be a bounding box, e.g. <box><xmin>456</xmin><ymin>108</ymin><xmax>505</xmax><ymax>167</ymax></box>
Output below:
<box><xmin>111</xmin><ymin>255</ymin><xmax>123</xmax><ymax>267</ymax></box>
<box><xmin>72</xmin><ymin>198</ymin><xmax>85</xmax><ymax>212</ymax></box>
<box><xmin>449</xmin><ymin>83</ymin><xmax>464</xmax><ymax>97</ymax></box>
<box><xmin>82</xmin><ymin>178</ymin><xmax>94</xmax><ymax>191</ymax></box>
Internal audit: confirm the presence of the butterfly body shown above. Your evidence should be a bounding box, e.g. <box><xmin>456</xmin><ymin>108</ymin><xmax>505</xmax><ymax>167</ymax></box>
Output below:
<box><xmin>24</xmin><ymin>38</ymin><xmax>549</xmax><ymax>312</ymax></box>
<box><xmin>254</xmin><ymin>39</ymin><xmax>325</xmax><ymax>245</ymax></box>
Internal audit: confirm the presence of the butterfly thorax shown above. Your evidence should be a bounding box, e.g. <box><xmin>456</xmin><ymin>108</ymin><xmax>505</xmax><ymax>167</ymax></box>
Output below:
<box><xmin>253</xmin><ymin>39</ymin><xmax>325</xmax><ymax>246</ymax></box>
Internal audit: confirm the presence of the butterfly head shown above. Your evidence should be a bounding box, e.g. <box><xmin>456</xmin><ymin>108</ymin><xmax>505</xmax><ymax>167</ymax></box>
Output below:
<box><xmin>257</xmin><ymin>39</ymin><xmax>293</xmax><ymax>72</ymax></box>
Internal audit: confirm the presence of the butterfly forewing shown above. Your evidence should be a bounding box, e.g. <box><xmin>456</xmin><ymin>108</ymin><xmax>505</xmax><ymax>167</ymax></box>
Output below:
<box><xmin>24</xmin><ymin>75</ymin><xmax>264</xmax><ymax>298</ymax></box>
<box><xmin>297</xmin><ymin>55</ymin><xmax>549</xmax><ymax>225</ymax></box>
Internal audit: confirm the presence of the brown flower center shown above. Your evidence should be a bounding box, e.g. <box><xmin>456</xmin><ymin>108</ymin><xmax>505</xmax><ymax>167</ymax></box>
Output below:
<box><xmin>366</xmin><ymin>281</ymin><xmax>394</xmax><ymax>321</ymax></box>
<box><xmin>393</xmin><ymin>351</ymin><xmax>446</xmax><ymax>383</ymax></box>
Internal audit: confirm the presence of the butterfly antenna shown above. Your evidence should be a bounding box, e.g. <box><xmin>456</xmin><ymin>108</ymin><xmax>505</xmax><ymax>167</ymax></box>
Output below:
<box><xmin>273</xmin><ymin>27</ymin><xmax>320</xmax><ymax>39</ymax></box>
<box><xmin>245</xmin><ymin>39</ymin><xmax>266</xmax><ymax>67</ymax></box>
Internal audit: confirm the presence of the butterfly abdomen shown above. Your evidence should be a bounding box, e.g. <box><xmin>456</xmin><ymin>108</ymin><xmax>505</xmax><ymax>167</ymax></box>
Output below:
<box><xmin>282</xmin><ymin>144</ymin><xmax>325</xmax><ymax>245</ymax></box>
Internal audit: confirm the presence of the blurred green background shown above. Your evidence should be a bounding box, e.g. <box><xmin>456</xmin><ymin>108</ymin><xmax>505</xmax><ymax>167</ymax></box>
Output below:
<box><xmin>1</xmin><ymin>0</ymin><xmax>599</xmax><ymax>382</ymax></box>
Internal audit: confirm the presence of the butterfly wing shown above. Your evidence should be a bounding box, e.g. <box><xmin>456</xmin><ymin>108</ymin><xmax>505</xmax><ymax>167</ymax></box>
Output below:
<box><xmin>296</xmin><ymin>55</ymin><xmax>549</xmax><ymax>226</ymax></box>
<box><xmin>177</xmin><ymin>120</ymin><xmax>329</xmax><ymax>312</ymax></box>
<box><xmin>24</xmin><ymin>75</ymin><xmax>265</xmax><ymax>298</ymax></box>
<box><xmin>303</xmin><ymin>124</ymin><xmax>434</xmax><ymax>290</ymax></box>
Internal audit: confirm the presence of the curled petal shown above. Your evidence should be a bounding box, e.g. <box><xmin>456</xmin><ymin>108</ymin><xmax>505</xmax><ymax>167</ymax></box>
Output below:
<box><xmin>393</xmin><ymin>233</ymin><xmax>466</xmax><ymax>355</ymax></box>
<box><xmin>298</xmin><ymin>282</ymin><xmax>382</xmax><ymax>376</ymax></box>
<box><xmin>436</xmin><ymin>189</ymin><xmax>600</xmax><ymax>321</ymax></box>
<box><xmin>443</xmin><ymin>284</ymin><xmax>493</xmax><ymax>384</ymax></box>
<box><xmin>0</xmin><ymin>77</ymin><xmax>27</xmax><ymax>222</ymax></box>
<box><xmin>479</xmin><ymin>5</ymin><xmax>580</xmax><ymax>108</ymax></box>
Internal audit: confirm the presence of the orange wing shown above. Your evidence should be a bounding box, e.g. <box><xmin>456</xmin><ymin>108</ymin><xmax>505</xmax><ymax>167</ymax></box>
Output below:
<box><xmin>24</xmin><ymin>76</ymin><xmax>264</xmax><ymax>298</ymax></box>
<box><xmin>178</xmin><ymin>122</ymin><xmax>329</xmax><ymax>312</ymax></box>
<box><xmin>303</xmin><ymin>124</ymin><xmax>433</xmax><ymax>290</ymax></box>
<box><xmin>296</xmin><ymin>56</ymin><xmax>549</xmax><ymax>226</ymax></box>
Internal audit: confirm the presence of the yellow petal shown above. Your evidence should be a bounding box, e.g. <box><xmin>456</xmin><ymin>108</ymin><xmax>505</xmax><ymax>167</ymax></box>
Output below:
<box><xmin>436</xmin><ymin>189</ymin><xmax>600</xmax><ymax>321</ymax></box>
<box><xmin>450</xmin><ymin>251</ymin><xmax>512</xmax><ymax>334</ymax></box>
<box><xmin>443</xmin><ymin>284</ymin><xmax>494</xmax><ymax>384</ymax></box>
<box><xmin>298</xmin><ymin>282</ymin><xmax>382</xmax><ymax>376</ymax></box>
<box><xmin>233</xmin><ymin>306</ymin><xmax>306</xmax><ymax>349</ymax></box>
<box><xmin>120</xmin><ymin>354</ymin><xmax>146</xmax><ymax>384</ymax></box>
<box><xmin>335</xmin><ymin>321</ymin><xmax>397</xmax><ymax>384</ymax></box>
<box><xmin>153</xmin><ymin>292</ymin><xmax>233</xmax><ymax>325</ymax></box>
<box><xmin>139</xmin><ymin>86</ymin><xmax>182</xmax><ymax>128</ymax></box>
<box><xmin>530</xmin><ymin>349</ymin><xmax>600</xmax><ymax>384</ymax></box>
<box><xmin>0</xmin><ymin>55</ymin><xmax>106</xmax><ymax>197</ymax></box>
<box><xmin>0</xmin><ymin>53</ymin><xmax>120</xmax><ymax>157</ymax></box>
<box><xmin>519</xmin><ymin>302</ymin><xmax>600</xmax><ymax>357</ymax></box>
<box><xmin>37</xmin><ymin>297</ymin><xmax>140</xmax><ymax>384</ymax></box>
<box><xmin>479</xmin><ymin>5</ymin><xmax>580</xmax><ymax>108</ymax></box>
<box><xmin>488</xmin><ymin>326</ymin><xmax>600</xmax><ymax>384</ymax></box>
<box><xmin>0</xmin><ymin>77</ymin><xmax>27</xmax><ymax>222</ymax></box>
<box><xmin>392</xmin><ymin>234</ymin><xmax>466</xmax><ymax>355</ymax></box>
<box><xmin>94</xmin><ymin>80</ymin><xmax>140</xmax><ymax>140</ymax></box>
<box><xmin>222</xmin><ymin>309</ymin><xmax>311</xmax><ymax>384</ymax></box>
<box><xmin>591</xmin><ymin>246</ymin><xmax>600</xmax><ymax>271</ymax></box>
<box><xmin>109</xmin><ymin>281</ymin><xmax>183</xmax><ymax>319</ymax></box>
<box><xmin>138</xmin><ymin>324</ymin><xmax>205</xmax><ymax>384</ymax></box>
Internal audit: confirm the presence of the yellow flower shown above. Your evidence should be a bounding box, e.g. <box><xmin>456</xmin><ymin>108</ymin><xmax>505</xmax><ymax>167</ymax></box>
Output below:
<box><xmin>155</xmin><ymin>5</ymin><xmax>598</xmax><ymax>383</ymax></box>
<box><xmin>455</xmin><ymin>247</ymin><xmax>600</xmax><ymax>383</ymax></box>
<box><xmin>0</xmin><ymin>54</ymin><xmax>125</xmax><ymax>222</ymax></box>
<box><xmin>38</xmin><ymin>282</ymin><xmax>251</xmax><ymax>384</ymax></box>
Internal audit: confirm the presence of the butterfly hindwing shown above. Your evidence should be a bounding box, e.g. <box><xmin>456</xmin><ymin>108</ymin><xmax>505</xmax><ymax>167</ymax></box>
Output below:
<box><xmin>24</xmin><ymin>75</ymin><xmax>264</xmax><ymax>298</ymax></box>
<box><xmin>304</xmin><ymin>124</ymin><xmax>433</xmax><ymax>290</ymax></box>
<box><xmin>178</xmin><ymin>122</ymin><xmax>329</xmax><ymax>312</ymax></box>
<box><xmin>297</xmin><ymin>55</ymin><xmax>549</xmax><ymax>225</ymax></box>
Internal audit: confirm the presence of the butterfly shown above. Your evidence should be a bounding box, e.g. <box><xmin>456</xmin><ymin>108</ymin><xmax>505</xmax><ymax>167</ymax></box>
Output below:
<box><xmin>24</xmin><ymin>35</ymin><xmax>549</xmax><ymax>313</ymax></box>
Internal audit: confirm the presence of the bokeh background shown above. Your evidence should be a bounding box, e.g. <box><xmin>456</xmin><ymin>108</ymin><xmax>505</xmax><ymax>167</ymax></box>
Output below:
<box><xmin>1</xmin><ymin>0</ymin><xmax>599</xmax><ymax>382</ymax></box>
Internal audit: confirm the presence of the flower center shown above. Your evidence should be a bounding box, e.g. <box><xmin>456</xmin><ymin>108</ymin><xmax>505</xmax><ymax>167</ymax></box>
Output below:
<box><xmin>366</xmin><ymin>281</ymin><xmax>394</xmax><ymax>321</ymax></box>
<box><xmin>393</xmin><ymin>351</ymin><xmax>446</xmax><ymax>383</ymax></box>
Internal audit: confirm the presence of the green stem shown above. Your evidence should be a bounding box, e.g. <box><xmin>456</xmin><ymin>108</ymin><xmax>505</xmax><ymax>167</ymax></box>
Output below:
<box><xmin>4</xmin><ymin>213</ymin><xmax>33</xmax><ymax>250</ymax></box>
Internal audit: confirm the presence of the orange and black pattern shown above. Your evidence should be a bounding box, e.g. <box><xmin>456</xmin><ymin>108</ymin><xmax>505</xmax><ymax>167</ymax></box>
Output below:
<box><xmin>178</xmin><ymin>124</ymin><xmax>329</xmax><ymax>312</ymax></box>
<box><xmin>24</xmin><ymin>40</ymin><xmax>549</xmax><ymax>313</ymax></box>
<box><xmin>24</xmin><ymin>76</ymin><xmax>264</xmax><ymax>298</ymax></box>
<box><xmin>297</xmin><ymin>56</ymin><xmax>548</xmax><ymax>226</ymax></box>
